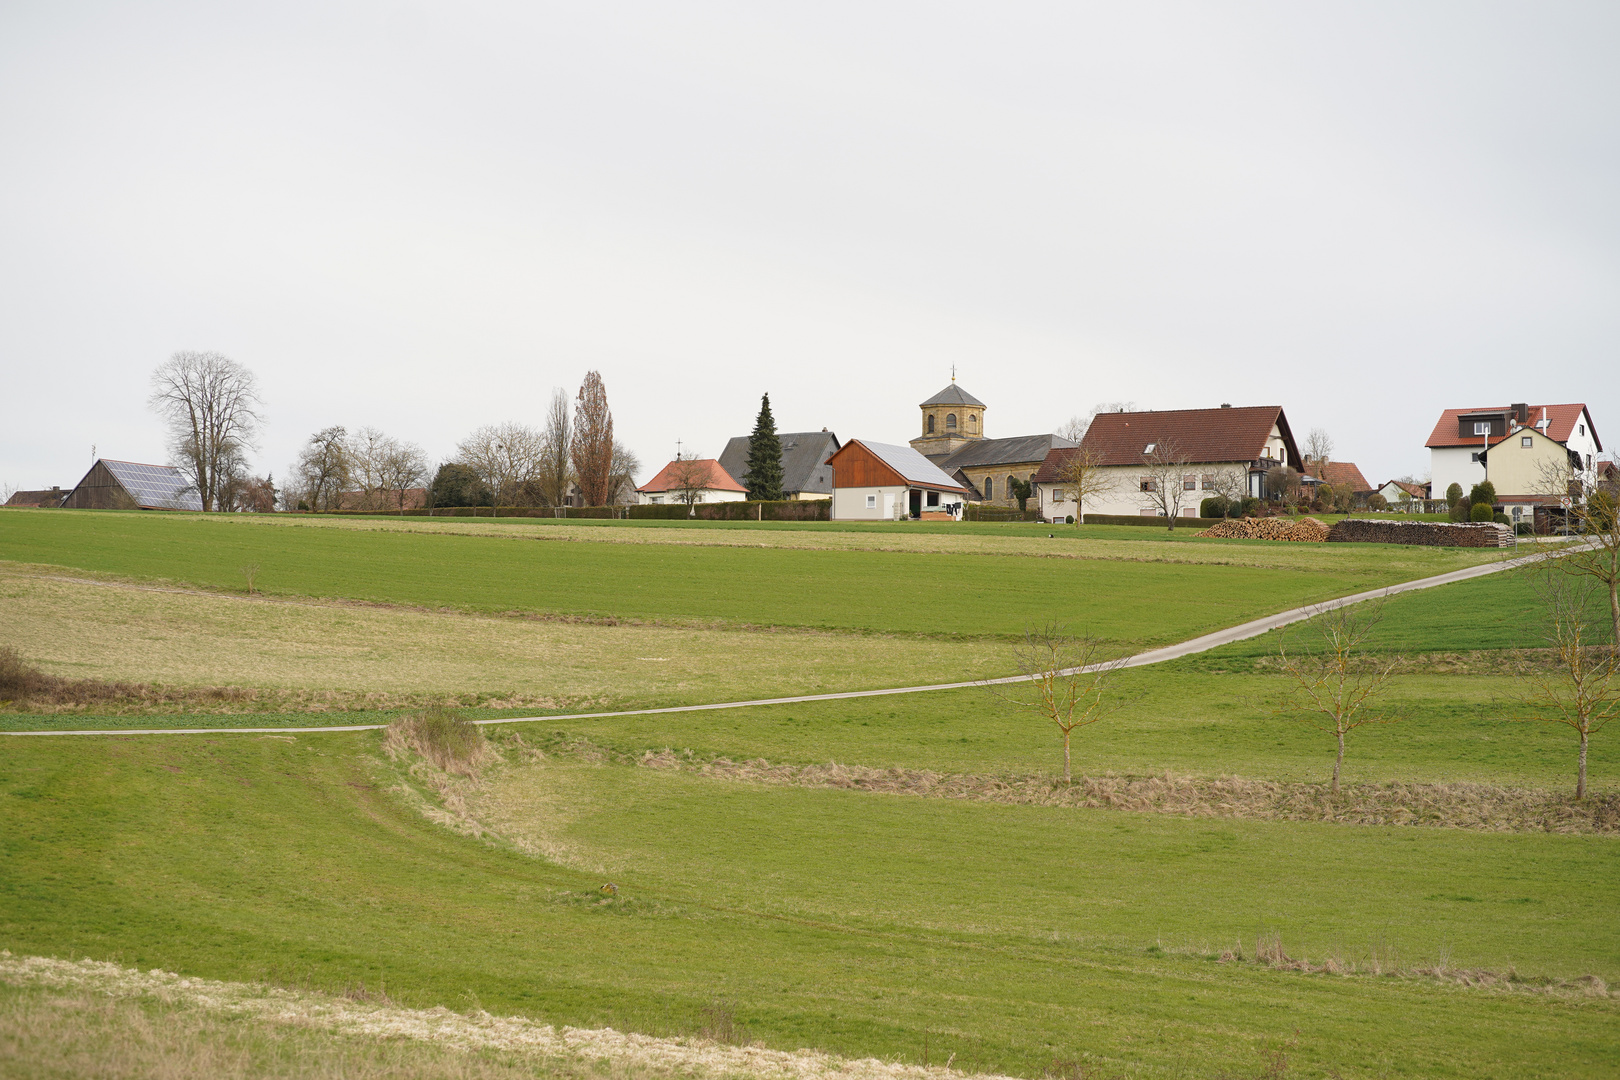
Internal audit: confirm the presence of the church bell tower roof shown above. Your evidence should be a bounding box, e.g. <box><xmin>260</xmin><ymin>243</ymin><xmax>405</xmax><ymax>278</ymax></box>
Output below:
<box><xmin>920</xmin><ymin>383</ymin><xmax>986</xmax><ymax>409</ymax></box>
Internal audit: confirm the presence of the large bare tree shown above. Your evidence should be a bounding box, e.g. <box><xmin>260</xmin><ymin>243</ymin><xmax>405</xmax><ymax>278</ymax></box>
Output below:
<box><xmin>376</xmin><ymin>435</ymin><xmax>429</xmax><ymax>512</ymax></box>
<box><xmin>667</xmin><ymin>454</ymin><xmax>713</xmax><ymax>514</ymax></box>
<box><xmin>1302</xmin><ymin>428</ymin><xmax>1333</xmax><ymax>479</ymax></box>
<box><xmin>148</xmin><ymin>351</ymin><xmax>263</xmax><ymax>511</ymax></box>
<box><xmin>1001</xmin><ymin>625</ymin><xmax>1131</xmax><ymax>783</ymax></box>
<box><xmin>1050</xmin><ymin>445</ymin><xmax>1120</xmax><ymax>525</ymax></box>
<box><xmin>1277</xmin><ymin>602</ymin><xmax>1401</xmax><ymax>793</ymax></box>
<box><xmin>289</xmin><ymin>427</ymin><xmax>352</xmax><ymax>512</ymax></box>
<box><xmin>536</xmin><ymin>388</ymin><xmax>574</xmax><ymax>507</ymax></box>
<box><xmin>457</xmin><ymin>422</ymin><xmax>545</xmax><ymax>506</ymax></box>
<box><xmin>1514</xmin><ymin>563</ymin><xmax>1620</xmax><ymax>799</ymax></box>
<box><xmin>1137</xmin><ymin>436</ymin><xmax>1193</xmax><ymax>529</ymax></box>
<box><xmin>571</xmin><ymin>371</ymin><xmax>614</xmax><ymax>506</ymax></box>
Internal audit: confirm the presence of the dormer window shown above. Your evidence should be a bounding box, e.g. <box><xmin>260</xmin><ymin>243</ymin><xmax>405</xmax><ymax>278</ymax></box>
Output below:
<box><xmin>1473</xmin><ymin>422</ymin><xmax>1491</xmax><ymax>435</ymax></box>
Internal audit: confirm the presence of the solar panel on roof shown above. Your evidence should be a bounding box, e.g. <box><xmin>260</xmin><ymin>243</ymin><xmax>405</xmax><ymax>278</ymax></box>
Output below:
<box><xmin>101</xmin><ymin>460</ymin><xmax>204</xmax><ymax>511</ymax></box>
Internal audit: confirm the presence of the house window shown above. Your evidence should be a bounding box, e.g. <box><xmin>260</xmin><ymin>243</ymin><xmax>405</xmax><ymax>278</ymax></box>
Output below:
<box><xmin>866</xmin><ymin>494</ymin><xmax>876</xmax><ymax>509</ymax></box>
<box><xmin>1471</xmin><ymin>452</ymin><xmax>1482</xmax><ymax>463</ymax></box>
<box><xmin>927</xmin><ymin>491</ymin><xmax>939</xmax><ymax>507</ymax></box>
<box><xmin>1201</xmin><ymin>474</ymin><xmax>1215</xmax><ymax>488</ymax></box>
<box><xmin>1144</xmin><ymin>443</ymin><xmax>1156</xmax><ymax>454</ymax></box>
<box><xmin>1581</xmin><ymin>424</ymin><xmax>1587</xmax><ymax>436</ymax></box>
<box><xmin>1473</xmin><ymin>422</ymin><xmax>1491</xmax><ymax>435</ymax></box>
<box><xmin>927</xmin><ymin>415</ymin><xmax>935</xmax><ymax>434</ymax></box>
<box><xmin>1182</xmin><ymin>474</ymin><xmax>1197</xmax><ymax>491</ymax></box>
<box><xmin>1139</xmin><ymin>509</ymin><xmax>1156</xmax><ymax>517</ymax></box>
<box><xmin>1140</xmin><ymin>478</ymin><xmax>1156</xmax><ymax>492</ymax></box>
<box><xmin>947</xmin><ymin>413</ymin><xmax>957</xmax><ymax>429</ymax></box>
<box><xmin>984</xmin><ymin>477</ymin><xmax>993</xmax><ymax>499</ymax></box>
<box><xmin>650</xmin><ymin>496</ymin><xmax>663</xmax><ymax>504</ymax></box>
<box><xmin>1522</xmin><ymin>436</ymin><xmax>1533</xmax><ymax>448</ymax></box>
<box><xmin>1051</xmin><ymin>489</ymin><xmax>1065</xmax><ymax>502</ymax></box>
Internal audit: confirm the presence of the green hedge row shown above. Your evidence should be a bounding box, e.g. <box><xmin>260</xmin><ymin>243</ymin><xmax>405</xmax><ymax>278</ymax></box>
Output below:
<box><xmin>628</xmin><ymin>501</ymin><xmax>830</xmax><ymax>521</ymax></box>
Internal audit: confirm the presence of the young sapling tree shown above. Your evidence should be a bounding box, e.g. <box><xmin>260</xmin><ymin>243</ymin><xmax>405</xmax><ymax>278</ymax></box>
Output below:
<box><xmin>1001</xmin><ymin>624</ymin><xmax>1131</xmax><ymax>783</ymax></box>
<box><xmin>1276</xmin><ymin>602</ymin><xmax>1401</xmax><ymax>793</ymax></box>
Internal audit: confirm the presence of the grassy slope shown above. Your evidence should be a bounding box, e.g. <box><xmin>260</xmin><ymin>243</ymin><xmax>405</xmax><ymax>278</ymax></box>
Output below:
<box><xmin>1</xmin><ymin>735</ymin><xmax>1613</xmax><ymax>1079</ymax></box>
<box><xmin>0</xmin><ymin>511</ymin><xmax>1502</xmax><ymax>644</ymax></box>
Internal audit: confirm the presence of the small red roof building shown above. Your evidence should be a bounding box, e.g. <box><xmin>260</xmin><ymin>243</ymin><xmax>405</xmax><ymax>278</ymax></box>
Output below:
<box><xmin>636</xmin><ymin>459</ymin><xmax>746</xmax><ymax>495</ymax></box>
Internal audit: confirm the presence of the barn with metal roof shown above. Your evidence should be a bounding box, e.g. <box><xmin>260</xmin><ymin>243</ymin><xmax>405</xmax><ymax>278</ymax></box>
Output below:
<box><xmin>61</xmin><ymin>459</ymin><xmax>203</xmax><ymax>511</ymax></box>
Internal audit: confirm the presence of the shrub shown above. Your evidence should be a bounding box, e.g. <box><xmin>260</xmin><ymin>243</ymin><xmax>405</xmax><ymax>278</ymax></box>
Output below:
<box><xmin>1449</xmin><ymin>497</ymin><xmax>1472</xmax><ymax>522</ymax></box>
<box><xmin>1366</xmin><ymin>493</ymin><xmax>1389</xmax><ymax>511</ymax></box>
<box><xmin>1241</xmin><ymin>497</ymin><xmax>1267</xmax><ymax>518</ymax></box>
<box><xmin>1494</xmin><ymin>512</ymin><xmax>1511</xmax><ymax>525</ymax></box>
<box><xmin>1065</xmin><ymin>515</ymin><xmax>1074</xmax><ymax>524</ymax></box>
<box><xmin>1469</xmin><ymin>481</ymin><xmax>1497</xmax><ymax>509</ymax></box>
<box><xmin>1446</xmin><ymin>482</ymin><xmax>1464</xmax><ymax>507</ymax></box>
<box><xmin>1471</xmin><ymin>502</ymin><xmax>1496</xmax><ymax>522</ymax></box>
<box><xmin>1200</xmin><ymin>496</ymin><xmax>1230</xmax><ymax>518</ymax></box>
<box><xmin>1516</xmin><ymin>521</ymin><xmax>1536</xmax><ymax>535</ymax></box>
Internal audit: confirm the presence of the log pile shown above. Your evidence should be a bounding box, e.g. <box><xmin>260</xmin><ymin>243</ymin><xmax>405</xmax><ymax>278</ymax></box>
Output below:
<box><xmin>1326</xmin><ymin>519</ymin><xmax>1514</xmax><ymax>547</ymax></box>
<box><xmin>1195</xmin><ymin>516</ymin><xmax>1331</xmax><ymax>542</ymax></box>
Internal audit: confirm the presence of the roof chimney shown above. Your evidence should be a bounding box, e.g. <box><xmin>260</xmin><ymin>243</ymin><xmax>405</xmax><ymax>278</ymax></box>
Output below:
<box><xmin>1221</xmin><ymin>403</ymin><xmax>1231</xmax><ymax>408</ymax></box>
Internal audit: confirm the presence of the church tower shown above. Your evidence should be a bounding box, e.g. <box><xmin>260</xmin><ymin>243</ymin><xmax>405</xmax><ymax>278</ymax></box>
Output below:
<box><xmin>909</xmin><ymin>381</ymin><xmax>986</xmax><ymax>461</ymax></box>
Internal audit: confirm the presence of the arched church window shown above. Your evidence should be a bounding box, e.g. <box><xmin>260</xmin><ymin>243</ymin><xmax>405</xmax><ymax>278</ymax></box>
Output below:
<box><xmin>926</xmin><ymin>415</ymin><xmax>935</xmax><ymax>434</ymax></box>
<box><xmin>968</xmin><ymin>414</ymin><xmax>977</xmax><ymax>430</ymax></box>
<box><xmin>947</xmin><ymin>414</ymin><xmax>957</xmax><ymax>429</ymax></box>
<box><xmin>983</xmin><ymin>476</ymin><xmax>993</xmax><ymax>499</ymax></box>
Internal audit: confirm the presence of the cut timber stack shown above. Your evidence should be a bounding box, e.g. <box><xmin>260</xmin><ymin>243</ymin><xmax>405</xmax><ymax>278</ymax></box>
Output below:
<box><xmin>1195</xmin><ymin>516</ymin><xmax>1331</xmax><ymax>542</ymax></box>
<box><xmin>1326</xmin><ymin>519</ymin><xmax>1514</xmax><ymax>547</ymax></box>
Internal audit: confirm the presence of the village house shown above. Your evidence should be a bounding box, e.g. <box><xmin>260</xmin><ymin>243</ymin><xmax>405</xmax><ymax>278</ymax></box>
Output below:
<box><xmin>908</xmin><ymin>382</ymin><xmax>1072</xmax><ymax>506</ymax></box>
<box><xmin>823</xmin><ymin>439</ymin><xmax>969</xmax><ymax>520</ymax></box>
<box><xmin>1426</xmin><ymin>403</ymin><xmax>1600</xmax><ymax>500</ymax></box>
<box><xmin>1032</xmin><ymin>405</ymin><xmax>1302</xmax><ymax>522</ymax></box>
<box><xmin>3</xmin><ymin>486</ymin><xmax>66</xmax><ymax>508</ymax></box>
<box><xmin>59</xmin><ymin>459</ymin><xmax>203</xmax><ymax>511</ymax></box>
<box><xmin>635</xmin><ymin>458</ymin><xmax>747</xmax><ymax>506</ymax></box>
<box><xmin>1374</xmin><ymin>479</ymin><xmax>1429</xmax><ymax>508</ymax></box>
<box><xmin>716</xmin><ymin>430</ymin><xmax>841</xmax><ymax>500</ymax></box>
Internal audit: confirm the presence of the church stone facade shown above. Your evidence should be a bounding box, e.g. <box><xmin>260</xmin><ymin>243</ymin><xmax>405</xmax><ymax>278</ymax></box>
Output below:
<box><xmin>908</xmin><ymin>382</ymin><xmax>1072</xmax><ymax>507</ymax></box>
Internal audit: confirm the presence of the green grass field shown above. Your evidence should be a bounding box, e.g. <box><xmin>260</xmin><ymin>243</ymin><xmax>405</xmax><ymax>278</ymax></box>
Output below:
<box><xmin>1</xmin><ymin>510</ymin><xmax>1615</xmax><ymax>1078</ymax></box>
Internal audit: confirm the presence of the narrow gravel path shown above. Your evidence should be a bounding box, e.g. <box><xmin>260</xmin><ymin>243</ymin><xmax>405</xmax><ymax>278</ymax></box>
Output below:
<box><xmin>4</xmin><ymin>545</ymin><xmax>1552</xmax><ymax>736</ymax></box>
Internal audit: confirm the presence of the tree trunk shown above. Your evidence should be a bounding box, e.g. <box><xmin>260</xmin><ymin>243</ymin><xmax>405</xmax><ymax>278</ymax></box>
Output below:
<box><xmin>1608</xmin><ymin>574</ymin><xmax>1619</xmax><ymax>660</ymax></box>
<box><xmin>1332</xmin><ymin>731</ymin><xmax>1345</xmax><ymax>794</ymax></box>
<box><xmin>1578</xmin><ymin>729</ymin><xmax>1589</xmax><ymax>800</ymax></box>
<box><xmin>1063</xmin><ymin>730</ymin><xmax>1072</xmax><ymax>785</ymax></box>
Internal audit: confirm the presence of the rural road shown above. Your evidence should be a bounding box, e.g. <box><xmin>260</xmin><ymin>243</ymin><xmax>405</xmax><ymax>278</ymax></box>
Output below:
<box><xmin>4</xmin><ymin>543</ymin><xmax>1564</xmax><ymax>736</ymax></box>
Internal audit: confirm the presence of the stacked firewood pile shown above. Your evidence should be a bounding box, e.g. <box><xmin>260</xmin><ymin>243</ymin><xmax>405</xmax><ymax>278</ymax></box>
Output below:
<box><xmin>1196</xmin><ymin>516</ymin><xmax>1331</xmax><ymax>542</ymax></box>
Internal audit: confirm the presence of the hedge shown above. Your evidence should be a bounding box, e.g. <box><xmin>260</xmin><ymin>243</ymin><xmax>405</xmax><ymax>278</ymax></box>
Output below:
<box><xmin>963</xmin><ymin>506</ymin><xmax>1042</xmax><ymax>522</ymax></box>
<box><xmin>628</xmin><ymin>500</ymin><xmax>830</xmax><ymax>522</ymax></box>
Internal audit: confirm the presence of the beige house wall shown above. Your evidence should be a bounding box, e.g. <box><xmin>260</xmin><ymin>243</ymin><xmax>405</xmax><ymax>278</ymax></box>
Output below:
<box><xmin>1487</xmin><ymin>429</ymin><xmax>1573</xmax><ymax>498</ymax></box>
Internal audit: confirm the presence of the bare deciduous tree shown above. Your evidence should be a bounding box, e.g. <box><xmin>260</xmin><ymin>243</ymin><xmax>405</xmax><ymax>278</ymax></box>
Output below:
<box><xmin>457</xmin><ymin>422</ymin><xmax>545</xmax><ymax>506</ymax></box>
<box><xmin>1057</xmin><ymin>401</ymin><xmax>1139</xmax><ymax>446</ymax></box>
<box><xmin>537</xmin><ymin>388</ymin><xmax>574</xmax><ymax>507</ymax></box>
<box><xmin>290</xmin><ymin>427</ymin><xmax>351</xmax><ymax>512</ymax></box>
<box><xmin>1276</xmin><ymin>603</ymin><xmax>1401</xmax><ymax>793</ymax></box>
<box><xmin>1137</xmin><ymin>436</ymin><xmax>1193</xmax><ymax>529</ymax></box>
<box><xmin>1513</xmin><ymin>563</ymin><xmax>1620</xmax><ymax>799</ymax></box>
<box><xmin>1203</xmin><ymin>466</ymin><xmax>1250</xmax><ymax>517</ymax></box>
<box><xmin>1050</xmin><ymin>445</ymin><xmax>1120</xmax><ymax>525</ymax></box>
<box><xmin>377</xmin><ymin>437</ymin><xmax>429</xmax><ymax>512</ymax></box>
<box><xmin>1570</xmin><ymin>487</ymin><xmax>1620</xmax><ymax>649</ymax></box>
<box><xmin>1303</xmin><ymin>428</ymin><xmax>1333</xmax><ymax>478</ymax></box>
<box><xmin>148</xmin><ymin>351</ymin><xmax>263</xmax><ymax>512</ymax></box>
<box><xmin>1000</xmin><ymin>624</ymin><xmax>1131</xmax><ymax>783</ymax></box>
<box><xmin>667</xmin><ymin>454</ymin><xmax>713</xmax><ymax>514</ymax></box>
<box><xmin>608</xmin><ymin>440</ymin><xmax>641</xmax><ymax>507</ymax></box>
<box><xmin>571</xmin><ymin>371</ymin><xmax>614</xmax><ymax>506</ymax></box>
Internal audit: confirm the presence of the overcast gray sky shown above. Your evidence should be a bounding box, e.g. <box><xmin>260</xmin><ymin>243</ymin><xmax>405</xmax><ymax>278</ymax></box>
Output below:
<box><xmin>3</xmin><ymin>1</ymin><xmax>1617</xmax><ymax>494</ymax></box>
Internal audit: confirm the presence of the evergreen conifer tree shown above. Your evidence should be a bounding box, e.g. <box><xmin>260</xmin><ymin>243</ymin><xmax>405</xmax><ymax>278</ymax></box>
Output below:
<box><xmin>744</xmin><ymin>393</ymin><xmax>785</xmax><ymax>501</ymax></box>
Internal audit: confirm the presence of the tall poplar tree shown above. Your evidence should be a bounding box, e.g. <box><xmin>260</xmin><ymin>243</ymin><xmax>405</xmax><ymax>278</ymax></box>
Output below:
<box><xmin>744</xmin><ymin>393</ymin><xmax>784</xmax><ymax>501</ymax></box>
<box><xmin>570</xmin><ymin>371</ymin><xmax>614</xmax><ymax>506</ymax></box>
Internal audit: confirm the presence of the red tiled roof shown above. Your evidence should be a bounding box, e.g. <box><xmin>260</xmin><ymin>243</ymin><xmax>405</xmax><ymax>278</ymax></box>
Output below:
<box><xmin>1311</xmin><ymin>461</ymin><xmax>1371</xmax><ymax>491</ymax></box>
<box><xmin>1425</xmin><ymin>404</ymin><xmax>1597</xmax><ymax>449</ymax></box>
<box><xmin>1382</xmin><ymin>480</ymin><xmax>1427</xmax><ymax>498</ymax></box>
<box><xmin>1054</xmin><ymin>406</ymin><xmax>1298</xmax><ymax>470</ymax></box>
<box><xmin>636</xmin><ymin>458</ymin><xmax>746</xmax><ymax>494</ymax></box>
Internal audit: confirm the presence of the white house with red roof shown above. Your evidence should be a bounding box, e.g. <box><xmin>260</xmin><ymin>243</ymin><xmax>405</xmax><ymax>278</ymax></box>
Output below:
<box><xmin>635</xmin><ymin>458</ymin><xmax>748</xmax><ymax>506</ymax></box>
<box><xmin>1425</xmin><ymin>403</ymin><xmax>1601</xmax><ymax>502</ymax></box>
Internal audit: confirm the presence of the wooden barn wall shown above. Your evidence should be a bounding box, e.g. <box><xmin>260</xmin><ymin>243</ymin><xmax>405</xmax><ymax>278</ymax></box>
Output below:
<box><xmin>61</xmin><ymin>462</ymin><xmax>136</xmax><ymax>509</ymax></box>
<box><xmin>826</xmin><ymin>443</ymin><xmax>905</xmax><ymax>488</ymax></box>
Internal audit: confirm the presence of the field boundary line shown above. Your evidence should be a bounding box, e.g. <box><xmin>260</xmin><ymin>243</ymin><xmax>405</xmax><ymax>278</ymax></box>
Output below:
<box><xmin>1</xmin><ymin>546</ymin><xmax>1563</xmax><ymax>736</ymax></box>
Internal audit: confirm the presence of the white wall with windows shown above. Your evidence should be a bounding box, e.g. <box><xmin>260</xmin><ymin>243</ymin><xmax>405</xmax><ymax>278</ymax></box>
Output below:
<box><xmin>1036</xmin><ymin>463</ymin><xmax>1249</xmax><ymax>522</ymax></box>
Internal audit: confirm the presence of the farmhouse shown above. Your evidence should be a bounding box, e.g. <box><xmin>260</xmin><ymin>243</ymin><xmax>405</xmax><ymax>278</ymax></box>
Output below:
<box><xmin>60</xmin><ymin>459</ymin><xmax>203</xmax><ymax>511</ymax></box>
<box><xmin>717</xmin><ymin>430</ymin><xmax>841</xmax><ymax>500</ymax></box>
<box><xmin>636</xmin><ymin>458</ymin><xmax>748</xmax><ymax>505</ymax></box>
<box><xmin>908</xmin><ymin>382</ymin><xmax>1072</xmax><ymax>506</ymax></box>
<box><xmin>3</xmin><ymin>486</ymin><xmax>65</xmax><ymax>508</ymax></box>
<box><xmin>1374</xmin><ymin>479</ymin><xmax>1428</xmax><ymax>508</ymax></box>
<box><xmin>1032</xmin><ymin>405</ymin><xmax>1302</xmax><ymax>522</ymax></box>
<box><xmin>824</xmin><ymin>439</ymin><xmax>970</xmax><ymax>520</ymax></box>
<box><xmin>1426</xmin><ymin>403</ymin><xmax>1600</xmax><ymax>498</ymax></box>
<box><xmin>1307</xmin><ymin>460</ymin><xmax>1372</xmax><ymax>496</ymax></box>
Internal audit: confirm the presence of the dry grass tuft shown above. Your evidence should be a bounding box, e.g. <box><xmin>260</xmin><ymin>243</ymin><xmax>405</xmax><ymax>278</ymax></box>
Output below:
<box><xmin>388</xmin><ymin>707</ymin><xmax>494</xmax><ymax>778</ymax></box>
<box><xmin>636</xmin><ymin>750</ymin><xmax>1620</xmax><ymax>834</ymax></box>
